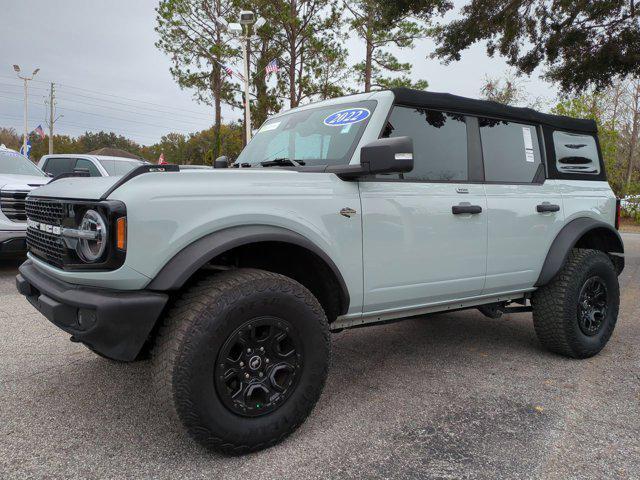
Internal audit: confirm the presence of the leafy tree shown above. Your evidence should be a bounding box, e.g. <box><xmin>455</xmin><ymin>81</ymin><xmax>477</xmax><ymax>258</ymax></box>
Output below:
<box><xmin>155</xmin><ymin>0</ymin><xmax>239</xmax><ymax>159</ymax></box>
<box><xmin>345</xmin><ymin>0</ymin><xmax>446</xmax><ymax>91</ymax></box>
<box><xmin>0</xmin><ymin>127</ymin><xmax>21</xmax><ymax>150</ymax></box>
<box><xmin>256</xmin><ymin>0</ymin><xmax>347</xmax><ymax>108</ymax></box>
<box><xmin>373</xmin><ymin>1</ymin><xmax>640</xmax><ymax>94</ymax></box>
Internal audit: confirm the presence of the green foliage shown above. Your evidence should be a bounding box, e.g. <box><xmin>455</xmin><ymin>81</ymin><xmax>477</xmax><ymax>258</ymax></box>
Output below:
<box><xmin>373</xmin><ymin>0</ymin><xmax>640</xmax><ymax>94</ymax></box>
<box><xmin>346</xmin><ymin>0</ymin><xmax>446</xmax><ymax>91</ymax></box>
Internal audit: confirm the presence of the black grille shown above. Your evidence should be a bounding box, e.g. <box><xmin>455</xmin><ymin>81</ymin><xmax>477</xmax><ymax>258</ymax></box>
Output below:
<box><xmin>0</xmin><ymin>189</ymin><xmax>29</xmax><ymax>222</ymax></box>
<box><xmin>25</xmin><ymin>198</ymin><xmax>65</xmax><ymax>226</ymax></box>
<box><xmin>25</xmin><ymin>198</ymin><xmax>67</xmax><ymax>267</ymax></box>
<box><xmin>26</xmin><ymin>227</ymin><xmax>65</xmax><ymax>268</ymax></box>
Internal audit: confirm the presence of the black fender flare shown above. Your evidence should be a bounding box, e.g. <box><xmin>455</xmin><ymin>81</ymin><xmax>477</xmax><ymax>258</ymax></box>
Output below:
<box><xmin>146</xmin><ymin>225</ymin><xmax>350</xmax><ymax>313</ymax></box>
<box><xmin>535</xmin><ymin>217</ymin><xmax>624</xmax><ymax>287</ymax></box>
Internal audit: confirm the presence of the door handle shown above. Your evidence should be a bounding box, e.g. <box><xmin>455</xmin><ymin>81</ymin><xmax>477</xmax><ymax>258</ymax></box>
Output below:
<box><xmin>536</xmin><ymin>203</ymin><xmax>560</xmax><ymax>213</ymax></box>
<box><xmin>452</xmin><ymin>204</ymin><xmax>483</xmax><ymax>215</ymax></box>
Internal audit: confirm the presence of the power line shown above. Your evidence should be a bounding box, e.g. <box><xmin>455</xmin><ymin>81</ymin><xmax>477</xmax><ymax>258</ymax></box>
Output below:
<box><xmin>0</xmin><ymin>93</ymin><xmax>208</xmax><ymax>132</ymax></box>
<box><xmin>0</xmin><ymin>74</ymin><xmax>218</xmax><ymax>117</ymax></box>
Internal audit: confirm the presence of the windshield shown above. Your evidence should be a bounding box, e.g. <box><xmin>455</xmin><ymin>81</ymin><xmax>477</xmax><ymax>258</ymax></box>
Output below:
<box><xmin>235</xmin><ymin>100</ymin><xmax>376</xmax><ymax>167</ymax></box>
<box><xmin>0</xmin><ymin>150</ymin><xmax>44</xmax><ymax>176</ymax></box>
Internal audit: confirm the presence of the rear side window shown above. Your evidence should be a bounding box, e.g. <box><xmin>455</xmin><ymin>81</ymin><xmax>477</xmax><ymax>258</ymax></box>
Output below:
<box><xmin>479</xmin><ymin>119</ymin><xmax>543</xmax><ymax>183</ymax></box>
<box><xmin>382</xmin><ymin>106</ymin><xmax>468</xmax><ymax>181</ymax></box>
<box><xmin>553</xmin><ymin>131</ymin><xmax>600</xmax><ymax>175</ymax></box>
<box><xmin>75</xmin><ymin>159</ymin><xmax>101</xmax><ymax>177</ymax></box>
<box><xmin>43</xmin><ymin>158</ymin><xmax>76</xmax><ymax>177</ymax></box>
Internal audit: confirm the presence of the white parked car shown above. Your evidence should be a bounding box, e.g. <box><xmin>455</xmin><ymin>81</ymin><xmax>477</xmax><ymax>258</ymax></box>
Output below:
<box><xmin>38</xmin><ymin>154</ymin><xmax>147</xmax><ymax>178</ymax></box>
<box><xmin>0</xmin><ymin>145</ymin><xmax>48</xmax><ymax>257</ymax></box>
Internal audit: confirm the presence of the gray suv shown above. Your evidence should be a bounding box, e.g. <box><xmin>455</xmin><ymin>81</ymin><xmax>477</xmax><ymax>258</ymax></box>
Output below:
<box><xmin>16</xmin><ymin>88</ymin><xmax>624</xmax><ymax>454</ymax></box>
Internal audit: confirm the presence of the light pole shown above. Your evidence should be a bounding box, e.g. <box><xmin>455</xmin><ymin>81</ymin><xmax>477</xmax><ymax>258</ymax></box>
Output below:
<box><xmin>216</xmin><ymin>11</ymin><xmax>265</xmax><ymax>145</ymax></box>
<box><xmin>13</xmin><ymin>65</ymin><xmax>39</xmax><ymax>157</ymax></box>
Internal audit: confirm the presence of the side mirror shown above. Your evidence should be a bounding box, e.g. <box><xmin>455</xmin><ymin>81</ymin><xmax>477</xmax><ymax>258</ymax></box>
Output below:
<box><xmin>327</xmin><ymin>136</ymin><xmax>413</xmax><ymax>179</ymax></box>
<box><xmin>214</xmin><ymin>156</ymin><xmax>229</xmax><ymax>168</ymax></box>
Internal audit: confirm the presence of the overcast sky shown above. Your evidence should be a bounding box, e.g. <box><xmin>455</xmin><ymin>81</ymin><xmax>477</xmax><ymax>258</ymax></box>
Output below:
<box><xmin>0</xmin><ymin>0</ymin><xmax>557</xmax><ymax>146</ymax></box>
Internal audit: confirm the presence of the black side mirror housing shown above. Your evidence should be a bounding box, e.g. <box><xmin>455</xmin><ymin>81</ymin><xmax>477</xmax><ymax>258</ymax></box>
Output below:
<box><xmin>214</xmin><ymin>156</ymin><xmax>229</xmax><ymax>168</ymax></box>
<box><xmin>327</xmin><ymin>136</ymin><xmax>413</xmax><ymax>179</ymax></box>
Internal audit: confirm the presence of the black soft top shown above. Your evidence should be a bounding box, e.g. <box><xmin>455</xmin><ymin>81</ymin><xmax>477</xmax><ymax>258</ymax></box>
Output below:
<box><xmin>391</xmin><ymin>88</ymin><xmax>597</xmax><ymax>134</ymax></box>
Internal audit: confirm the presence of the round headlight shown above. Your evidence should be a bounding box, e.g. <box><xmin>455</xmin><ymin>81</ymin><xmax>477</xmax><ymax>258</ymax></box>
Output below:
<box><xmin>77</xmin><ymin>209</ymin><xmax>107</xmax><ymax>262</ymax></box>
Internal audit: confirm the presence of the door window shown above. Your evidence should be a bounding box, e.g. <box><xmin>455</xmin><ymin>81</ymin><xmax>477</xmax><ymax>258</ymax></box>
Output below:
<box><xmin>75</xmin><ymin>159</ymin><xmax>101</xmax><ymax>177</ymax></box>
<box><xmin>42</xmin><ymin>158</ymin><xmax>76</xmax><ymax>176</ymax></box>
<box><xmin>479</xmin><ymin>119</ymin><xmax>543</xmax><ymax>183</ymax></box>
<box><xmin>381</xmin><ymin>106</ymin><xmax>468</xmax><ymax>181</ymax></box>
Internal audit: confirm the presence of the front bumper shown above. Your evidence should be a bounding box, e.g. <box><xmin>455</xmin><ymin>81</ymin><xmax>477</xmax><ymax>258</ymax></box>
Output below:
<box><xmin>16</xmin><ymin>260</ymin><xmax>168</xmax><ymax>361</ymax></box>
<box><xmin>0</xmin><ymin>230</ymin><xmax>26</xmax><ymax>257</ymax></box>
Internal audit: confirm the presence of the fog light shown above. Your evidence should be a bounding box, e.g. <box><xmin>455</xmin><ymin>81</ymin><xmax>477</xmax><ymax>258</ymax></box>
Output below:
<box><xmin>77</xmin><ymin>308</ymin><xmax>97</xmax><ymax>330</ymax></box>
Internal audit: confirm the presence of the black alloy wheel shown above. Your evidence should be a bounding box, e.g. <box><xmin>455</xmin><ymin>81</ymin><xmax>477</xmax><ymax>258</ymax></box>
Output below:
<box><xmin>577</xmin><ymin>276</ymin><xmax>608</xmax><ymax>336</ymax></box>
<box><xmin>215</xmin><ymin>316</ymin><xmax>303</xmax><ymax>417</ymax></box>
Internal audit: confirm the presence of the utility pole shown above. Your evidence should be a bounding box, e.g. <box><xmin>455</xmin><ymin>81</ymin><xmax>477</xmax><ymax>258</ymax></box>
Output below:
<box><xmin>12</xmin><ymin>65</ymin><xmax>39</xmax><ymax>157</ymax></box>
<box><xmin>45</xmin><ymin>82</ymin><xmax>62</xmax><ymax>154</ymax></box>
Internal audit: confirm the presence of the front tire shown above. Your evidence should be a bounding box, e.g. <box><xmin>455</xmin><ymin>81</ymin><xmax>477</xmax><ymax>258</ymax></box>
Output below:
<box><xmin>152</xmin><ymin>269</ymin><xmax>330</xmax><ymax>454</ymax></box>
<box><xmin>532</xmin><ymin>249</ymin><xmax>619</xmax><ymax>359</ymax></box>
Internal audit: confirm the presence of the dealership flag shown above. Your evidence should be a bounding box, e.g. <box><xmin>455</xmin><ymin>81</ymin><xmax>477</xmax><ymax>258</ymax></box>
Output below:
<box><xmin>19</xmin><ymin>140</ymin><xmax>31</xmax><ymax>158</ymax></box>
<box><xmin>33</xmin><ymin>125</ymin><xmax>45</xmax><ymax>140</ymax></box>
<box><xmin>158</xmin><ymin>152</ymin><xmax>168</xmax><ymax>165</ymax></box>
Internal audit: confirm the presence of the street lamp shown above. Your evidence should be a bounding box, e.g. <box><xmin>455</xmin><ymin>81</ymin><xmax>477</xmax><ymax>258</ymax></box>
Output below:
<box><xmin>13</xmin><ymin>64</ymin><xmax>39</xmax><ymax>157</ymax></box>
<box><xmin>216</xmin><ymin>11</ymin><xmax>264</xmax><ymax>145</ymax></box>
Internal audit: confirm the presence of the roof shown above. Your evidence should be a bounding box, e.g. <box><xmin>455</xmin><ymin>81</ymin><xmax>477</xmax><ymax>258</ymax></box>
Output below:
<box><xmin>391</xmin><ymin>88</ymin><xmax>597</xmax><ymax>134</ymax></box>
<box><xmin>86</xmin><ymin>147</ymin><xmax>142</xmax><ymax>160</ymax></box>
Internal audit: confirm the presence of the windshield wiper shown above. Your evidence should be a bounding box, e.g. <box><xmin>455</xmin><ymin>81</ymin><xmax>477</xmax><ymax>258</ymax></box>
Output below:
<box><xmin>260</xmin><ymin>158</ymin><xmax>306</xmax><ymax>167</ymax></box>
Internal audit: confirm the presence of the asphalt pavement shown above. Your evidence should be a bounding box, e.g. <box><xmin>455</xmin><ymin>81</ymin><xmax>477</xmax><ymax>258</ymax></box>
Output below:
<box><xmin>1</xmin><ymin>237</ymin><xmax>639</xmax><ymax>479</ymax></box>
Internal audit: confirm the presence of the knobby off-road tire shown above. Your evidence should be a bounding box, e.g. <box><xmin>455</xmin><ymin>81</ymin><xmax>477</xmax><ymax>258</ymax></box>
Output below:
<box><xmin>152</xmin><ymin>268</ymin><xmax>330</xmax><ymax>454</ymax></box>
<box><xmin>532</xmin><ymin>249</ymin><xmax>619</xmax><ymax>359</ymax></box>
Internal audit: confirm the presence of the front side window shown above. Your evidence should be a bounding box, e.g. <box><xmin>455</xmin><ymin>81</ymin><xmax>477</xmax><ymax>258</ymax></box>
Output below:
<box><xmin>480</xmin><ymin>119</ymin><xmax>543</xmax><ymax>183</ymax></box>
<box><xmin>43</xmin><ymin>157</ymin><xmax>76</xmax><ymax>177</ymax></box>
<box><xmin>0</xmin><ymin>150</ymin><xmax>44</xmax><ymax>176</ymax></box>
<box><xmin>381</xmin><ymin>106</ymin><xmax>468</xmax><ymax>181</ymax></box>
<box><xmin>553</xmin><ymin>131</ymin><xmax>600</xmax><ymax>175</ymax></box>
<box><xmin>235</xmin><ymin>101</ymin><xmax>376</xmax><ymax>167</ymax></box>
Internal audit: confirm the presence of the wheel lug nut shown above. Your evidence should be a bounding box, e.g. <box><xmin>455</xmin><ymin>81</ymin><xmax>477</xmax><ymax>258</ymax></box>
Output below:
<box><xmin>265</xmin><ymin>358</ymin><xmax>269</xmax><ymax>363</ymax></box>
<box><xmin>247</xmin><ymin>348</ymin><xmax>252</xmax><ymax>354</ymax></box>
<box><xmin>239</xmin><ymin>361</ymin><xmax>244</xmax><ymax>367</ymax></box>
<box><xmin>259</xmin><ymin>372</ymin><xmax>263</xmax><ymax>378</ymax></box>
<box><xmin>259</xmin><ymin>347</ymin><xmax>264</xmax><ymax>352</ymax></box>
<box><xmin>244</xmin><ymin>373</ymin><xmax>250</xmax><ymax>379</ymax></box>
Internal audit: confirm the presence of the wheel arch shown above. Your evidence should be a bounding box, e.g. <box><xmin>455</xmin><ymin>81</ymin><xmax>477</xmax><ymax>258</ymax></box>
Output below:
<box><xmin>535</xmin><ymin>217</ymin><xmax>624</xmax><ymax>287</ymax></box>
<box><xmin>146</xmin><ymin>225</ymin><xmax>351</xmax><ymax>318</ymax></box>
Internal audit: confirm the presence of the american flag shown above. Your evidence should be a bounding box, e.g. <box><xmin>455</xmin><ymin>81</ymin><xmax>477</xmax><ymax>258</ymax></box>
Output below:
<box><xmin>265</xmin><ymin>59</ymin><xmax>279</xmax><ymax>76</ymax></box>
<box><xmin>223</xmin><ymin>65</ymin><xmax>234</xmax><ymax>77</ymax></box>
<box><xmin>33</xmin><ymin>125</ymin><xmax>45</xmax><ymax>140</ymax></box>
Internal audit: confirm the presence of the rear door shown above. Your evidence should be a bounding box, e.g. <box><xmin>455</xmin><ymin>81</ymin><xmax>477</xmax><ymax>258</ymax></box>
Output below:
<box><xmin>479</xmin><ymin>118</ymin><xmax>565</xmax><ymax>293</ymax></box>
<box><xmin>359</xmin><ymin>106</ymin><xmax>488</xmax><ymax>314</ymax></box>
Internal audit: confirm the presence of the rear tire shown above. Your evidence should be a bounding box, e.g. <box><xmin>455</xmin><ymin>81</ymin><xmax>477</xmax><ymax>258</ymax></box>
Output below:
<box><xmin>152</xmin><ymin>268</ymin><xmax>330</xmax><ymax>454</ymax></box>
<box><xmin>532</xmin><ymin>249</ymin><xmax>619</xmax><ymax>358</ymax></box>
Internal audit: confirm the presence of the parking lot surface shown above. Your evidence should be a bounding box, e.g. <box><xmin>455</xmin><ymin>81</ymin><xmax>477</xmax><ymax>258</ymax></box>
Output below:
<box><xmin>1</xmin><ymin>237</ymin><xmax>639</xmax><ymax>480</ymax></box>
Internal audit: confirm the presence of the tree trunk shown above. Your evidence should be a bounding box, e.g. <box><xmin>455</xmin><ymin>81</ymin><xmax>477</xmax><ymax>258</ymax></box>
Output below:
<box><xmin>364</xmin><ymin>25</ymin><xmax>373</xmax><ymax>92</ymax></box>
<box><xmin>212</xmin><ymin>66</ymin><xmax>222</xmax><ymax>160</ymax></box>
<box><xmin>289</xmin><ymin>0</ymin><xmax>298</xmax><ymax>108</ymax></box>
<box><xmin>625</xmin><ymin>82</ymin><xmax>640</xmax><ymax>194</ymax></box>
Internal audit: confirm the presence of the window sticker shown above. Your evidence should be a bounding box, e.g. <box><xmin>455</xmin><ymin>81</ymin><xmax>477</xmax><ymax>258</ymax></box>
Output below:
<box><xmin>522</xmin><ymin>127</ymin><xmax>535</xmax><ymax>162</ymax></box>
<box><xmin>323</xmin><ymin>108</ymin><xmax>370</xmax><ymax>127</ymax></box>
<box><xmin>340</xmin><ymin>123</ymin><xmax>353</xmax><ymax>134</ymax></box>
<box><xmin>259</xmin><ymin>121</ymin><xmax>280</xmax><ymax>133</ymax></box>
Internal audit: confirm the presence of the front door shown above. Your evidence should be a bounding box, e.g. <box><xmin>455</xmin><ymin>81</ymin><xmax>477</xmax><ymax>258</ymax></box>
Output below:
<box><xmin>359</xmin><ymin>106</ymin><xmax>488</xmax><ymax>314</ymax></box>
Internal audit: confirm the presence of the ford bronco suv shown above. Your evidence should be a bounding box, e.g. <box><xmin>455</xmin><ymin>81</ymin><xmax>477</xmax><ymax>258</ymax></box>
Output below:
<box><xmin>15</xmin><ymin>88</ymin><xmax>624</xmax><ymax>454</ymax></box>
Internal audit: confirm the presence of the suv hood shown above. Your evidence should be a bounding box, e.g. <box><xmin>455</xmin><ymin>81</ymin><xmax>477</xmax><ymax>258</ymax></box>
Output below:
<box><xmin>0</xmin><ymin>174</ymin><xmax>49</xmax><ymax>190</ymax></box>
<box><xmin>26</xmin><ymin>176</ymin><xmax>121</xmax><ymax>200</ymax></box>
